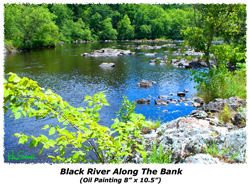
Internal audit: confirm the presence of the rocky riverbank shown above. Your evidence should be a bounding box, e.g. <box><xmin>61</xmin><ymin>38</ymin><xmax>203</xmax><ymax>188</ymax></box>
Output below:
<box><xmin>126</xmin><ymin>97</ymin><xmax>247</xmax><ymax>164</ymax></box>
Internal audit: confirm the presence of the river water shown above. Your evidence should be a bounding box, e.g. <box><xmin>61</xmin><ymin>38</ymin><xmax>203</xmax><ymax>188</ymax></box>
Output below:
<box><xmin>4</xmin><ymin>41</ymin><xmax>197</xmax><ymax>163</ymax></box>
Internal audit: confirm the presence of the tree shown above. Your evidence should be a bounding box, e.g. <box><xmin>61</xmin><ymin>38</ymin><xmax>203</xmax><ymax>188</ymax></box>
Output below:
<box><xmin>182</xmin><ymin>4</ymin><xmax>245</xmax><ymax>69</ymax></box>
<box><xmin>117</xmin><ymin>14</ymin><xmax>134</xmax><ymax>40</ymax></box>
<box><xmin>99</xmin><ymin>18</ymin><xmax>118</xmax><ymax>40</ymax></box>
<box><xmin>4</xmin><ymin>4</ymin><xmax>58</xmax><ymax>49</ymax></box>
<box><xmin>50</xmin><ymin>4</ymin><xmax>74</xmax><ymax>29</ymax></box>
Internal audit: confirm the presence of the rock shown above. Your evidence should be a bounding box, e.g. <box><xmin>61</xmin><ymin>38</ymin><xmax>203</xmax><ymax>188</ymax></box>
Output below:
<box><xmin>137</xmin><ymin>80</ymin><xmax>154</xmax><ymax>88</ymax></box>
<box><xmin>162</xmin><ymin>110</ymin><xmax>168</xmax><ymax>113</ymax></box>
<box><xmin>158</xmin><ymin>95</ymin><xmax>169</xmax><ymax>99</ymax></box>
<box><xmin>231</xmin><ymin>108</ymin><xmax>246</xmax><ymax>127</ymax></box>
<box><xmin>169</xmin><ymin>93</ymin><xmax>174</xmax><ymax>96</ymax></box>
<box><xmin>193</xmin><ymin>97</ymin><xmax>204</xmax><ymax>104</ymax></box>
<box><xmin>184</xmin><ymin>154</ymin><xmax>224</xmax><ymax>164</ymax></box>
<box><xmin>134</xmin><ymin>98</ymin><xmax>150</xmax><ymax>104</ymax></box>
<box><xmin>99</xmin><ymin>62</ymin><xmax>115</xmax><ymax>68</ymax></box>
<box><xmin>184</xmin><ymin>89</ymin><xmax>189</xmax><ymax>93</ymax></box>
<box><xmin>162</xmin><ymin>55</ymin><xmax>168</xmax><ymax>61</ymax></box>
<box><xmin>201</xmin><ymin>97</ymin><xmax>246</xmax><ymax>112</ymax></box>
<box><xmin>81</xmin><ymin>48</ymin><xmax>136</xmax><ymax>57</ymax></box>
<box><xmin>191</xmin><ymin>102</ymin><xmax>202</xmax><ymax>108</ymax></box>
<box><xmin>155</xmin><ymin>99</ymin><xmax>169</xmax><ymax>106</ymax></box>
<box><xmin>145</xmin><ymin>52</ymin><xmax>157</xmax><ymax>56</ymax></box>
<box><xmin>177</xmin><ymin>92</ymin><xmax>185</xmax><ymax>97</ymax></box>
<box><xmin>190</xmin><ymin>110</ymin><xmax>208</xmax><ymax>119</ymax></box>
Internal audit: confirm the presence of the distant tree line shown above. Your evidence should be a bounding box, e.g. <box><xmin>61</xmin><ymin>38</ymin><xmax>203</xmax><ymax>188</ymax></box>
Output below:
<box><xmin>4</xmin><ymin>3</ymin><xmax>194</xmax><ymax>49</ymax></box>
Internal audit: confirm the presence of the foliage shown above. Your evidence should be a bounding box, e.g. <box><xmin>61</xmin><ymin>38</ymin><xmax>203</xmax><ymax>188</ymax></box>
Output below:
<box><xmin>145</xmin><ymin>119</ymin><xmax>161</xmax><ymax>130</ymax></box>
<box><xmin>117</xmin><ymin>95</ymin><xmax>136</xmax><ymax>123</ymax></box>
<box><xmin>191</xmin><ymin>66</ymin><xmax>246</xmax><ymax>103</ymax></box>
<box><xmin>4</xmin><ymin>4</ymin><xmax>59</xmax><ymax>49</ymax></box>
<box><xmin>143</xmin><ymin>141</ymin><xmax>172</xmax><ymax>164</ymax></box>
<box><xmin>182</xmin><ymin>4</ymin><xmax>246</xmax><ymax>68</ymax></box>
<box><xmin>4</xmin><ymin>73</ymin><xmax>147</xmax><ymax>163</ymax></box>
<box><xmin>99</xmin><ymin>18</ymin><xmax>118</xmax><ymax>40</ymax></box>
<box><xmin>204</xmin><ymin>140</ymin><xmax>239</xmax><ymax>162</ymax></box>
<box><xmin>5</xmin><ymin>3</ymin><xmax>197</xmax><ymax>49</ymax></box>
<box><xmin>117</xmin><ymin>14</ymin><xmax>134</xmax><ymax>40</ymax></box>
<box><xmin>218</xmin><ymin>104</ymin><xmax>233</xmax><ymax>124</ymax></box>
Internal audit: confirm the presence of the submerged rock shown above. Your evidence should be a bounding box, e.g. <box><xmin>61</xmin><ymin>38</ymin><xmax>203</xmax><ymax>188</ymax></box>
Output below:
<box><xmin>99</xmin><ymin>62</ymin><xmax>115</xmax><ymax>68</ymax></box>
<box><xmin>155</xmin><ymin>99</ymin><xmax>169</xmax><ymax>106</ymax></box>
<box><xmin>134</xmin><ymin>98</ymin><xmax>150</xmax><ymax>104</ymax></box>
<box><xmin>137</xmin><ymin>80</ymin><xmax>155</xmax><ymax>88</ymax></box>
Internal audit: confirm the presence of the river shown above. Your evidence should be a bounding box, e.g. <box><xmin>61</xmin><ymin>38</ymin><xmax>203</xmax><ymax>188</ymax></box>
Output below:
<box><xmin>4</xmin><ymin>41</ymin><xmax>197</xmax><ymax>163</ymax></box>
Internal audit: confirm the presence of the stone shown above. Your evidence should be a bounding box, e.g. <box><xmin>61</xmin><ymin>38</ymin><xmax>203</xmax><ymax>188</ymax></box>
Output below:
<box><xmin>184</xmin><ymin>154</ymin><xmax>224</xmax><ymax>164</ymax></box>
<box><xmin>177</xmin><ymin>92</ymin><xmax>185</xmax><ymax>97</ymax></box>
<box><xmin>190</xmin><ymin>110</ymin><xmax>208</xmax><ymax>119</ymax></box>
<box><xmin>137</xmin><ymin>80</ymin><xmax>154</xmax><ymax>88</ymax></box>
<box><xmin>134</xmin><ymin>98</ymin><xmax>150</xmax><ymax>104</ymax></box>
<box><xmin>99</xmin><ymin>62</ymin><xmax>115</xmax><ymax>68</ymax></box>
<box><xmin>158</xmin><ymin>95</ymin><xmax>169</xmax><ymax>99</ymax></box>
<box><xmin>155</xmin><ymin>99</ymin><xmax>169</xmax><ymax>106</ymax></box>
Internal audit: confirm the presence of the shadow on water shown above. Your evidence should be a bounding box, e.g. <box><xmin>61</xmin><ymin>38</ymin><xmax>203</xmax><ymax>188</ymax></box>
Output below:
<box><xmin>4</xmin><ymin>41</ymin><xmax>197</xmax><ymax>163</ymax></box>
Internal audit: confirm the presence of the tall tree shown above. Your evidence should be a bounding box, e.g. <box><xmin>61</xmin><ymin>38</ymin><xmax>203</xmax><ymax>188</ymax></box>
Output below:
<box><xmin>182</xmin><ymin>4</ymin><xmax>245</xmax><ymax>68</ymax></box>
<box><xmin>117</xmin><ymin>14</ymin><xmax>134</xmax><ymax>40</ymax></box>
<box><xmin>99</xmin><ymin>18</ymin><xmax>118</xmax><ymax>40</ymax></box>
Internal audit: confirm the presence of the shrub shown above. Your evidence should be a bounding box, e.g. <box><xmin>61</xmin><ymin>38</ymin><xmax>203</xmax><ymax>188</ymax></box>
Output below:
<box><xmin>191</xmin><ymin>65</ymin><xmax>246</xmax><ymax>103</ymax></box>
<box><xmin>218</xmin><ymin>103</ymin><xmax>234</xmax><ymax>124</ymax></box>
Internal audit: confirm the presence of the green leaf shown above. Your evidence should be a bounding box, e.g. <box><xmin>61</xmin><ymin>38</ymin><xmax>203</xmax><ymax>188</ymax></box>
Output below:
<box><xmin>49</xmin><ymin>127</ymin><xmax>56</xmax><ymax>135</ymax></box>
<box><xmin>39</xmin><ymin>146</ymin><xmax>44</xmax><ymax>155</ymax></box>
<box><xmin>15</xmin><ymin>112</ymin><xmax>22</xmax><ymax>120</ymax></box>
<box><xmin>60</xmin><ymin>148</ymin><xmax>66</xmax><ymax>156</ymax></box>
<box><xmin>29</xmin><ymin>139</ymin><xmax>39</xmax><ymax>148</ymax></box>
<box><xmin>72</xmin><ymin>152</ymin><xmax>79</xmax><ymax>159</ymax></box>
<box><xmin>42</xmin><ymin>125</ymin><xmax>50</xmax><ymax>130</ymax></box>
<box><xmin>8</xmin><ymin>74</ymin><xmax>16</xmax><ymax>82</ymax></box>
<box><xmin>13</xmin><ymin>76</ymin><xmax>21</xmax><ymax>83</ymax></box>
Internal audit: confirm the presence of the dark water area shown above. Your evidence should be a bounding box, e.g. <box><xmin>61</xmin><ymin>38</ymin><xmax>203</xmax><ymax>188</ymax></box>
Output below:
<box><xmin>4</xmin><ymin>41</ymin><xmax>197</xmax><ymax>163</ymax></box>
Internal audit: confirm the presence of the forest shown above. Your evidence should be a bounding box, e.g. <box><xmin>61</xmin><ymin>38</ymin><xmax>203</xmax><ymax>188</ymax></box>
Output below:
<box><xmin>4</xmin><ymin>4</ymin><xmax>195</xmax><ymax>49</ymax></box>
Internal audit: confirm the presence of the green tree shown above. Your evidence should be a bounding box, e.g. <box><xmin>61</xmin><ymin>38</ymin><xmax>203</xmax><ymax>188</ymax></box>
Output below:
<box><xmin>117</xmin><ymin>14</ymin><xmax>134</xmax><ymax>40</ymax></box>
<box><xmin>4</xmin><ymin>4</ymin><xmax>58</xmax><ymax>49</ymax></box>
<box><xmin>99</xmin><ymin>18</ymin><xmax>118</xmax><ymax>40</ymax></box>
<box><xmin>182</xmin><ymin>4</ymin><xmax>245</xmax><ymax>68</ymax></box>
<box><xmin>50</xmin><ymin>4</ymin><xmax>74</xmax><ymax>29</ymax></box>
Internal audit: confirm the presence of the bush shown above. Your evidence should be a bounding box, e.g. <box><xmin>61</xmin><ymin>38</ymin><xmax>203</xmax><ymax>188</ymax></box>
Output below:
<box><xmin>192</xmin><ymin>66</ymin><xmax>246</xmax><ymax>103</ymax></box>
<box><xmin>218</xmin><ymin>103</ymin><xmax>233</xmax><ymax>124</ymax></box>
<box><xmin>191</xmin><ymin>43</ymin><xmax>246</xmax><ymax>103</ymax></box>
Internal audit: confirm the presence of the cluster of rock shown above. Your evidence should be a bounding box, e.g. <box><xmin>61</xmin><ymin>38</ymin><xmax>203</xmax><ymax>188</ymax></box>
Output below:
<box><xmin>137</xmin><ymin>80</ymin><xmax>156</xmax><ymax>89</ymax></box>
<box><xmin>126</xmin><ymin>97</ymin><xmax>246</xmax><ymax>164</ymax></box>
<box><xmin>135</xmin><ymin>84</ymin><xmax>203</xmax><ymax>108</ymax></box>
<box><xmin>81</xmin><ymin>48</ymin><xmax>136</xmax><ymax>57</ymax></box>
<box><xmin>171</xmin><ymin>58</ymin><xmax>207</xmax><ymax>69</ymax></box>
<box><xmin>136</xmin><ymin>45</ymin><xmax>162</xmax><ymax>50</ymax></box>
<box><xmin>149</xmin><ymin>55</ymin><xmax>168</xmax><ymax>65</ymax></box>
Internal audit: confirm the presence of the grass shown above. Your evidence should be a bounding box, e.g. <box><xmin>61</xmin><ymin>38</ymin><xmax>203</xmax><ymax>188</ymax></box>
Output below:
<box><xmin>204</xmin><ymin>140</ymin><xmax>239</xmax><ymax>163</ymax></box>
<box><xmin>196</xmin><ymin>69</ymin><xmax>246</xmax><ymax>104</ymax></box>
<box><xmin>143</xmin><ymin>141</ymin><xmax>172</xmax><ymax>164</ymax></box>
<box><xmin>218</xmin><ymin>103</ymin><xmax>234</xmax><ymax>124</ymax></box>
